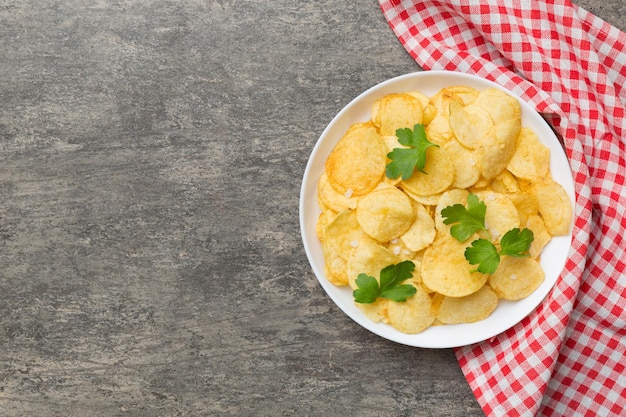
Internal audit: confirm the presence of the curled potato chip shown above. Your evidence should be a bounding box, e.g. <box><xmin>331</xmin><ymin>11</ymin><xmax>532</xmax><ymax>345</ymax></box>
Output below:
<box><xmin>475</xmin><ymin>118</ymin><xmax>520</xmax><ymax>179</ymax></box>
<box><xmin>421</xmin><ymin>235</ymin><xmax>488</xmax><ymax>297</ymax></box>
<box><xmin>356</xmin><ymin>187</ymin><xmax>415</xmax><ymax>242</ymax></box>
<box><xmin>532</xmin><ymin>179</ymin><xmax>572</xmax><ymax>236</ymax></box>
<box><xmin>318</xmin><ymin>172</ymin><xmax>358</xmax><ymax>212</ymax></box>
<box><xmin>507</xmin><ymin>127</ymin><xmax>551</xmax><ymax>181</ymax></box>
<box><xmin>449</xmin><ymin>100</ymin><xmax>494</xmax><ymax>150</ymax></box>
<box><xmin>400</xmin><ymin>146</ymin><xmax>454</xmax><ymax>196</ymax></box>
<box><xmin>489</xmin><ymin>256</ymin><xmax>545</xmax><ymax>300</ymax></box>
<box><xmin>491</xmin><ymin>170</ymin><xmax>520</xmax><ymax>194</ymax></box>
<box><xmin>443</xmin><ymin>139</ymin><xmax>480</xmax><ymax>189</ymax></box>
<box><xmin>525</xmin><ymin>214</ymin><xmax>552</xmax><ymax>259</ymax></box>
<box><xmin>372</xmin><ymin>93</ymin><xmax>423</xmax><ymax>136</ymax></box>
<box><xmin>472</xmin><ymin>88</ymin><xmax>521</xmax><ymax>124</ymax></box>
<box><xmin>316</xmin><ymin>208</ymin><xmax>338</xmax><ymax>241</ymax></box>
<box><xmin>325</xmin><ymin>122</ymin><xmax>387</xmax><ymax>196</ymax></box>
<box><xmin>437</xmin><ymin>285</ymin><xmax>499</xmax><ymax>324</ymax></box>
<box><xmin>406</xmin><ymin>90</ymin><xmax>437</xmax><ymax>125</ymax></box>
<box><xmin>322</xmin><ymin>239</ymin><xmax>348</xmax><ymax>286</ymax></box>
<box><xmin>356</xmin><ymin>299</ymin><xmax>389</xmax><ymax>324</ymax></box>
<box><xmin>325</xmin><ymin>210</ymin><xmax>372</xmax><ymax>260</ymax></box>
<box><xmin>474</xmin><ymin>190</ymin><xmax>520</xmax><ymax>242</ymax></box>
<box><xmin>385</xmin><ymin>283</ymin><xmax>435</xmax><ymax>333</ymax></box>
<box><xmin>507</xmin><ymin>191</ymin><xmax>539</xmax><ymax>226</ymax></box>
<box><xmin>400</xmin><ymin>202</ymin><xmax>436</xmax><ymax>252</ymax></box>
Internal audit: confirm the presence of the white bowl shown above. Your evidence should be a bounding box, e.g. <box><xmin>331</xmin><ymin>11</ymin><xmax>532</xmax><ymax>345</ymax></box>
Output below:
<box><xmin>299</xmin><ymin>70</ymin><xmax>575</xmax><ymax>348</ymax></box>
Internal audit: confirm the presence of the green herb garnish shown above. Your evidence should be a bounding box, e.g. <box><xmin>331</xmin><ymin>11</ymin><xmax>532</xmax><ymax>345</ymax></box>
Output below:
<box><xmin>441</xmin><ymin>194</ymin><xmax>534</xmax><ymax>274</ymax></box>
<box><xmin>385</xmin><ymin>124</ymin><xmax>438</xmax><ymax>180</ymax></box>
<box><xmin>353</xmin><ymin>260</ymin><xmax>417</xmax><ymax>304</ymax></box>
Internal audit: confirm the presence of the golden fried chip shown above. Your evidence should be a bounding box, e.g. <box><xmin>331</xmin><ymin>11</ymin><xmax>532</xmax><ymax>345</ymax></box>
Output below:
<box><xmin>472</xmin><ymin>88</ymin><xmax>521</xmax><ymax>124</ymax></box>
<box><xmin>421</xmin><ymin>235</ymin><xmax>488</xmax><ymax>297</ymax></box>
<box><xmin>346</xmin><ymin>239</ymin><xmax>401</xmax><ymax>290</ymax></box>
<box><xmin>525</xmin><ymin>214</ymin><xmax>552</xmax><ymax>259</ymax></box>
<box><xmin>399</xmin><ymin>202</ymin><xmax>436</xmax><ymax>252</ymax></box>
<box><xmin>491</xmin><ymin>170</ymin><xmax>520</xmax><ymax>194</ymax></box>
<box><xmin>325</xmin><ymin>210</ymin><xmax>372</xmax><ymax>260</ymax></box>
<box><xmin>475</xmin><ymin>118</ymin><xmax>520</xmax><ymax>179</ymax></box>
<box><xmin>437</xmin><ymin>285</ymin><xmax>499</xmax><ymax>324</ymax></box>
<box><xmin>316</xmin><ymin>208</ymin><xmax>338</xmax><ymax>241</ymax></box>
<box><xmin>356</xmin><ymin>187</ymin><xmax>415</xmax><ymax>242</ymax></box>
<box><xmin>507</xmin><ymin>127</ymin><xmax>550</xmax><ymax>181</ymax></box>
<box><xmin>385</xmin><ymin>283</ymin><xmax>435</xmax><ymax>334</ymax></box>
<box><xmin>406</xmin><ymin>90</ymin><xmax>437</xmax><ymax>125</ymax></box>
<box><xmin>400</xmin><ymin>146</ymin><xmax>454</xmax><ymax>196</ymax></box>
<box><xmin>322</xmin><ymin>239</ymin><xmax>348</xmax><ymax>286</ymax></box>
<box><xmin>443</xmin><ymin>139</ymin><xmax>481</xmax><ymax>189</ymax></box>
<box><xmin>474</xmin><ymin>190</ymin><xmax>520</xmax><ymax>242</ymax></box>
<box><xmin>532</xmin><ymin>179</ymin><xmax>572</xmax><ymax>236</ymax></box>
<box><xmin>448</xmin><ymin>100</ymin><xmax>494</xmax><ymax>150</ymax></box>
<box><xmin>387</xmin><ymin>238</ymin><xmax>417</xmax><ymax>260</ymax></box>
<box><xmin>488</xmin><ymin>256</ymin><xmax>545</xmax><ymax>300</ymax></box>
<box><xmin>325</xmin><ymin>122</ymin><xmax>386</xmax><ymax>196</ymax></box>
<box><xmin>318</xmin><ymin>171</ymin><xmax>358</xmax><ymax>212</ymax></box>
<box><xmin>356</xmin><ymin>299</ymin><xmax>389</xmax><ymax>324</ymax></box>
<box><xmin>507</xmin><ymin>191</ymin><xmax>539</xmax><ymax>226</ymax></box>
<box><xmin>372</xmin><ymin>93</ymin><xmax>423</xmax><ymax>136</ymax></box>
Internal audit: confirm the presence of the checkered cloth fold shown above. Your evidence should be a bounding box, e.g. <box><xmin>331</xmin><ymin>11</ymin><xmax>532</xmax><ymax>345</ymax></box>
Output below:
<box><xmin>378</xmin><ymin>1</ymin><xmax>626</xmax><ymax>415</ymax></box>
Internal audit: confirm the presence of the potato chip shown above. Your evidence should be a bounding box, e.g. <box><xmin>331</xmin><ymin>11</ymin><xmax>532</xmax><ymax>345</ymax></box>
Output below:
<box><xmin>386</xmin><ymin>238</ymin><xmax>417</xmax><ymax>260</ymax></box>
<box><xmin>472</xmin><ymin>88</ymin><xmax>521</xmax><ymax>124</ymax></box>
<box><xmin>406</xmin><ymin>90</ymin><xmax>437</xmax><ymax>125</ymax></box>
<box><xmin>356</xmin><ymin>187</ymin><xmax>415</xmax><ymax>242</ymax></box>
<box><xmin>322</xmin><ymin>239</ymin><xmax>348</xmax><ymax>286</ymax></box>
<box><xmin>507</xmin><ymin>127</ymin><xmax>551</xmax><ymax>181</ymax></box>
<box><xmin>401</xmin><ymin>187</ymin><xmax>444</xmax><ymax>206</ymax></box>
<box><xmin>399</xmin><ymin>202</ymin><xmax>436</xmax><ymax>252</ymax></box>
<box><xmin>507</xmin><ymin>191</ymin><xmax>539</xmax><ymax>226</ymax></box>
<box><xmin>421</xmin><ymin>235</ymin><xmax>488</xmax><ymax>297</ymax></box>
<box><xmin>325</xmin><ymin>210</ymin><xmax>372</xmax><ymax>260</ymax></box>
<box><xmin>448</xmin><ymin>100</ymin><xmax>494</xmax><ymax>150</ymax></box>
<box><xmin>385</xmin><ymin>283</ymin><xmax>435</xmax><ymax>333</ymax></box>
<box><xmin>316</xmin><ymin>208</ymin><xmax>338</xmax><ymax>241</ymax></box>
<box><xmin>346</xmin><ymin>238</ymin><xmax>401</xmax><ymax>290</ymax></box>
<box><xmin>488</xmin><ymin>256</ymin><xmax>545</xmax><ymax>300</ymax></box>
<box><xmin>356</xmin><ymin>298</ymin><xmax>389</xmax><ymax>324</ymax></box>
<box><xmin>474</xmin><ymin>190</ymin><xmax>520</xmax><ymax>242</ymax></box>
<box><xmin>437</xmin><ymin>285</ymin><xmax>499</xmax><ymax>324</ymax></box>
<box><xmin>525</xmin><ymin>214</ymin><xmax>552</xmax><ymax>259</ymax></box>
<box><xmin>532</xmin><ymin>179</ymin><xmax>572</xmax><ymax>236</ymax></box>
<box><xmin>475</xmin><ymin>118</ymin><xmax>520</xmax><ymax>179</ymax></box>
<box><xmin>491</xmin><ymin>170</ymin><xmax>520</xmax><ymax>194</ymax></box>
<box><xmin>372</xmin><ymin>93</ymin><xmax>423</xmax><ymax>136</ymax></box>
<box><xmin>318</xmin><ymin>172</ymin><xmax>358</xmax><ymax>212</ymax></box>
<box><xmin>442</xmin><ymin>139</ymin><xmax>481</xmax><ymax>189</ymax></box>
<box><xmin>400</xmin><ymin>146</ymin><xmax>454</xmax><ymax>196</ymax></box>
<box><xmin>325</xmin><ymin>122</ymin><xmax>387</xmax><ymax>196</ymax></box>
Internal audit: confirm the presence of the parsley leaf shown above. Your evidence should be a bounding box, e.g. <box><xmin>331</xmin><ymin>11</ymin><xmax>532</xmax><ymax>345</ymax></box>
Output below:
<box><xmin>385</xmin><ymin>124</ymin><xmax>439</xmax><ymax>180</ymax></box>
<box><xmin>500</xmin><ymin>228</ymin><xmax>534</xmax><ymax>257</ymax></box>
<box><xmin>465</xmin><ymin>239</ymin><xmax>500</xmax><ymax>274</ymax></box>
<box><xmin>353</xmin><ymin>260</ymin><xmax>417</xmax><ymax>304</ymax></box>
<box><xmin>440</xmin><ymin>194</ymin><xmax>489</xmax><ymax>242</ymax></box>
<box><xmin>442</xmin><ymin>195</ymin><xmax>535</xmax><ymax>274</ymax></box>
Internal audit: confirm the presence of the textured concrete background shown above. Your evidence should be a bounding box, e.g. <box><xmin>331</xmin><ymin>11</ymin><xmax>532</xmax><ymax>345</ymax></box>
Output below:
<box><xmin>0</xmin><ymin>1</ymin><xmax>623</xmax><ymax>416</ymax></box>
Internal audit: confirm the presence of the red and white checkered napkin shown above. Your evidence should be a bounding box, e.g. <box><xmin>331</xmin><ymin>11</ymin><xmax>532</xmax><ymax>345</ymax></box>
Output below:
<box><xmin>379</xmin><ymin>1</ymin><xmax>626</xmax><ymax>415</ymax></box>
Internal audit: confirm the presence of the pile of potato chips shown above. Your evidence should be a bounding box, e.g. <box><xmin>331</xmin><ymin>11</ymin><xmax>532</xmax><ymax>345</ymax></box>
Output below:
<box><xmin>316</xmin><ymin>86</ymin><xmax>572</xmax><ymax>334</ymax></box>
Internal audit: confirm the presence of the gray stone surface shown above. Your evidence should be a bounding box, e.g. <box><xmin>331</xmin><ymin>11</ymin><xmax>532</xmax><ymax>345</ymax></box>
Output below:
<box><xmin>0</xmin><ymin>1</ymin><xmax>623</xmax><ymax>416</ymax></box>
